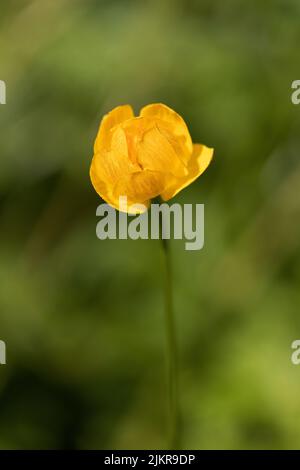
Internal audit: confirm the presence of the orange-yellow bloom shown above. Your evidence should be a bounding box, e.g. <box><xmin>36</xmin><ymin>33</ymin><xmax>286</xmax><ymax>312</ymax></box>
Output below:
<box><xmin>90</xmin><ymin>103</ymin><xmax>213</xmax><ymax>213</ymax></box>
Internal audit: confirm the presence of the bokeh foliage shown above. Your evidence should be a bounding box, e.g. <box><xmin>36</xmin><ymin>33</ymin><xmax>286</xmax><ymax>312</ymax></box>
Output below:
<box><xmin>0</xmin><ymin>0</ymin><xmax>300</xmax><ymax>449</ymax></box>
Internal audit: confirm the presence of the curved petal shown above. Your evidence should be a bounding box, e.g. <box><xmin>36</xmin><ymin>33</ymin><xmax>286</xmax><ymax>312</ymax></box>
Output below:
<box><xmin>90</xmin><ymin>142</ymin><xmax>140</xmax><ymax>209</ymax></box>
<box><xmin>90</xmin><ymin>157</ymin><xmax>120</xmax><ymax>209</ymax></box>
<box><xmin>160</xmin><ymin>144</ymin><xmax>214</xmax><ymax>201</ymax></box>
<box><xmin>140</xmin><ymin>103</ymin><xmax>193</xmax><ymax>160</ymax></box>
<box><xmin>114</xmin><ymin>169</ymin><xmax>167</xmax><ymax>203</ymax></box>
<box><xmin>90</xmin><ymin>156</ymin><xmax>149</xmax><ymax>214</ymax></box>
<box><xmin>110</xmin><ymin>194</ymin><xmax>150</xmax><ymax>215</ymax></box>
<box><xmin>91</xmin><ymin>144</ymin><xmax>139</xmax><ymax>188</ymax></box>
<box><xmin>136</xmin><ymin>124</ymin><xmax>188</xmax><ymax>178</ymax></box>
<box><xmin>110</xmin><ymin>126</ymin><xmax>129</xmax><ymax>160</ymax></box>
<box><xmin>94</xmin><ymin>104</ymin><xmax>134</xmax><ymax>153</ymax></box>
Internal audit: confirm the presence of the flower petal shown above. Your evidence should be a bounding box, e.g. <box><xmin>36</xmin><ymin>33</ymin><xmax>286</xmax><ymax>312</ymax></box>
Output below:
<box><xmin>90</xmin><ymin>142</ymin><xmax>140</xmax><ymax>206</ymax></box>
<box><xmin>160</xmin><ymin>144</ymin><xmax>214</xmax><ymax>200</ymax></box>
<box><xmin>109</xmin><ymin>193</ymin><xmax>150</xmax><ymax>214</ymax></box>
<box><xmin>114</xmin><ymin>169</ymin><xmax>167</xmax><ymax>204</ymax></box>
<box><xmin>90</xmin><ymin>155</ymin><xmax>149</xmax><ymax>214</ymax></box>
<box><xmin>92</xmin><ymin>123</ymin><xmax>141</xmax><ymax>188</ymax></box>
<box><xmin>140</xmin><ymin>103</ymin><xmax>193</xmax><ymax>160</ymax></box>
<box><xmin>94</xmin><ymin>104</ymin><xmax>134</xmax><ymax>152</ymax></box>
<box><xmin>136</xmin><ymin>124</ymin><xmax>188</xmax><ymax>178</ymax></box>
<box><xmin>90</xmin><ymin>157</ymin><xmax>120</xmax><ymax>209</ymax></box>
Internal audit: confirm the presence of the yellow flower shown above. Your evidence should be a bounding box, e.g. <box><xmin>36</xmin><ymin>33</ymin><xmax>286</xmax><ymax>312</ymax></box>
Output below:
<box><xmin>90</xmin><ymin>103</ymin><xmax>213</xmax><ymax>213</ymax></box>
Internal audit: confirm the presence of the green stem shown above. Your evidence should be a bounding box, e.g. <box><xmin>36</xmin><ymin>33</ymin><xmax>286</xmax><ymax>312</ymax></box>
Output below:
<box><xmin>160</xmin><ymin>220</ymin><xmax>180</xmax><ymax>449</ymax></box>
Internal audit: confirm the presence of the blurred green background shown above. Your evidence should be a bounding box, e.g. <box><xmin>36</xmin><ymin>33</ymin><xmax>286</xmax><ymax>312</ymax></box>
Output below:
<box><xmin>1</xmin><ymin>0</ymin><xmax>300</xmax><ymax>450</ymax></box>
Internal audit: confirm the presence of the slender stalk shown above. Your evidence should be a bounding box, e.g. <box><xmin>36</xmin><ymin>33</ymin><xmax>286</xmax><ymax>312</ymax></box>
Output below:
<box><xmin>160</xmin><ymin>216</ymin><xmax>180</xmax><ymax>449</ymax></box>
